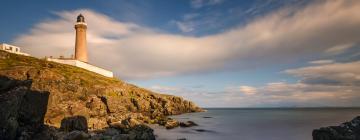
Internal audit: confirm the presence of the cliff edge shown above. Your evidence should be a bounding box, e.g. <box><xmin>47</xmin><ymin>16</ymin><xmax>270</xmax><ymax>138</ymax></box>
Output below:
<box><xmin>0</xmin><ymin>50</ymin><xmax>203</xmax><ymax>140</ymax></box>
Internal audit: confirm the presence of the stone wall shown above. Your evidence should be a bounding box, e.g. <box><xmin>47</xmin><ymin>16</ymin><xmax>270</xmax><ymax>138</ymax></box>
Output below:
<box><xmin>46</xmin><ymin>58</ymin><xmax>114</xmax><ymax>77</ymax></box>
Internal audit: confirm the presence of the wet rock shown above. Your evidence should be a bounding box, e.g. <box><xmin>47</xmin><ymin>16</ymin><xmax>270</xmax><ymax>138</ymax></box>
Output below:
<box><xmin>193</xmin><ymin>129</ymin><xmax>216</xmax><ymax>133</ymax></box>
<box><xmin>63</xmin><ymin>130</ymin><xmax>90</xmax><ymax>140</ymax></box>
<box><xmin>312</xmin><ymin>116</ymin><xmax>360</xmax><ymax>140</ymax></box>
<box><xmin>179</xmin><ymin>121</ymin><xmax>198</xmax><ymax>127</ymax></box>
<box><xmin>61</xmin><ymin>116</ymin><xmax>88</xmax><ymax>132</ymax></box>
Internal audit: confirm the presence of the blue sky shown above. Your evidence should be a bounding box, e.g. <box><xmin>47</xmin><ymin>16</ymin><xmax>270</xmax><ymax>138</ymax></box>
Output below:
<box><xmin>1</xmin><ymin>0</ymin><xmax>359</xmax><ymax>107</ymax></box>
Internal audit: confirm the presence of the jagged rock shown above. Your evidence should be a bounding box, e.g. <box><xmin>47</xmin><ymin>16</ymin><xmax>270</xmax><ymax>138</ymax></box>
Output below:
<box><xmin>165</xmin><ymin>119</ymin><xmax>180</xmax><ymax>129</ymax></box>
<box><xmin>86</xmin><ymin>95</ymin><xmax>107</xmax><ymax>115</ymax></box>
<box><xmin>0</xmin><ymin>76</ymin><xmax>50</xmax><ymax>140</ymax></box>
<box><xmin>128</xmin><ymin>125</ymin><xmax>155</xmax><ymax>140</ymax></box>
<box><xmin>312</xmin><ymin>116</ymin><xmax>360</xmax><ymax>140</ymax></box>
<box><xmin>179</xmin><ymin>121</ymin><xmax>198</xmax><ymax>127</ymax></box>
<box><xmin>63</xmin><ymin>130</ymin><xmax>90</xmax><ymax>140</ymax></box>
<box><xmin>61</xmin><ymin>116</ymin><xmax>88</xmax><ymax>132</ymax></box>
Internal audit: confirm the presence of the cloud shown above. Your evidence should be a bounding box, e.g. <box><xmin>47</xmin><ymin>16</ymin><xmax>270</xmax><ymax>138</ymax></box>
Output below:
<box><xmin>175</xmin><ymin>21</ymin><xmax>195</xmax><ymax>33</ymax></box>
<box><xmin>190</xmin><ymin>0</ymin><xmax>224</xmax><ymax>8</ymax></box>
<box><xmin>325</xmin><ymin>43</ymin><xmax>355</xmax><ymax>55</ymax></box>
<box><xmin>172</xmin><ymin>12</ymin><xmax>218</xmax><ymax>33</ymax></box>
<box><xmin>285</xmin><ymin>61</ymin><xmax>360</xmax><ymax>86</ymax></box>
<box><xmin>309</xmin><ymin>59</ymin><xmax>334</xmax><ymax>65</ymax></box>
<box><xmin>239</xmin><ymin>86</ymin><xmax>257</xmax><ymax>95</ymax></box>
<box><xmin>150</xmin><ymin>60</ymin><xmax>360</xmax><ymax>107</ymax></box>
<box><xmin>13</xmin><ymin>1</ymin><xmax>360</xmax><ymax>80</ymax></box>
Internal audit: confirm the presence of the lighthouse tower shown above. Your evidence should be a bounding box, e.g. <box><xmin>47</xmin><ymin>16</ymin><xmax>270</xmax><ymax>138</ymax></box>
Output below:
<box><xmin>46</xmin><ymin>14</ymin><xmax>113</xmax><ymax>77</ymax></box>
<box><xmin>74</xmin><ymin>14</ymin><xmax>88</xmax><ymax>63</ymax></box>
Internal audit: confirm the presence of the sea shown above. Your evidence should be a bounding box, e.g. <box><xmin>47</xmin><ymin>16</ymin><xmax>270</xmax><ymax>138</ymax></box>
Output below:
<box><xmin>151</xmin><ymin>108</ymin><xmax>360</xmax><ymax>140</ymax></box>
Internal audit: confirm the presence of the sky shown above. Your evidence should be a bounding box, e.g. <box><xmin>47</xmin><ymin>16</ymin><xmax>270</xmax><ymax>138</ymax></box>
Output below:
<box><xmin>1</xmin><ymin>0</ymin><xmax>359</xmax><ymax>107</ymax></box>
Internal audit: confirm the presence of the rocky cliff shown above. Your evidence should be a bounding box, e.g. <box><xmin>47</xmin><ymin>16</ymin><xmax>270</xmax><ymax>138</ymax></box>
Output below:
<box><xmin>312</xmin><ymin>116</ymin><xmax>360</xmax><ymax>140</ymax></box>
<box><xmin>0</xmin><ymin>50</ymin><xmax>203</xmax><ymax>140</ymax></box>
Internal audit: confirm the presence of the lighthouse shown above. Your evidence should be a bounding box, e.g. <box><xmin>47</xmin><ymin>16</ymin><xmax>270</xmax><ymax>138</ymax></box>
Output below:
<box><xmin>74</xmin><ymin>14</ymin><xmax>88</xmax><ymax>63</ymax></box>
<box><xmin>46</xmin><ymin>14</ymin><xmax>113</xmax><ymax>77</ymax></box>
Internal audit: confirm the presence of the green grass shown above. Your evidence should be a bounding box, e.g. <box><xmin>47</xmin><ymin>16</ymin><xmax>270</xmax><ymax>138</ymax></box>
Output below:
<box><xmin>0</xmin><ymin>50</ymin><xmax>119</xmax><ymax>84</ymax></box>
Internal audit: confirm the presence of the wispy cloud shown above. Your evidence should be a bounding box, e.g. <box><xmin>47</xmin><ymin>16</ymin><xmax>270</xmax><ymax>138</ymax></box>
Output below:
<box><xmin>190</xmin><ymin>0</ymin><xmax>224</xmax><ymax>9</ymax></box>
<box><xmin>174</xmin><ymin>21</ymin><xmax>195</xmax><ymax>33</ymax></box>
<box><xmin>150</xmin><ymin>60</ymin><xmax>360</xmax><ymax>107</ymax></box>
<box><xmin>309</xmin><ymin>59</ymin><xmax>334</xmax><ymax>65</ymax></box>
<box><xmin>285</xmin><ymin>61</ymin><xmax>360</xmax><ymax>86</ymax></box>
<box><xmin>13</xmin><ymin>1</ymin><xmax>360</xmax><ymax>80</ymax></box>
<box><xmin>325</xmin><ymin>43</ymin><xmax>355</xmax><ymax>55</ymax></box>
<box><xmin>172</xmin><ymin>12</ymin><xmax>219</xmax><ymax>33</ymax></box>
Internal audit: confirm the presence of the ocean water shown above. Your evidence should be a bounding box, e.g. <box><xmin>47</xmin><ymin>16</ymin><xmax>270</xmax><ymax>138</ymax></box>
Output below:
<box><xmin>151</xmin><ymin>108</ymin><xmax>360</xmax><ymax>140</ymax></box>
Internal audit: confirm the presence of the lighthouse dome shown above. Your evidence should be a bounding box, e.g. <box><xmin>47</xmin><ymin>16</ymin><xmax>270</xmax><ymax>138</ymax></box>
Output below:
<box><xmin>77</xmin><ymin>14</ymin><xmax>85</xmax><ymax>22</ymax></box>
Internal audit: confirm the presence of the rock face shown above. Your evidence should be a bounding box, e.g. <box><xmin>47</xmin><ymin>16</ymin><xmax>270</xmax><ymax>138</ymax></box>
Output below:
<box><xmin>312</xmin><ymin>116</ymin><xmax>360</xmax><ymax>140</ymax></box>
<box><xmin>0</xmin><ymin>76</ymin><xmax>50</xmax><ymax>140</ymax></box>
<box><xmin>0</xmin><ymin>50</ymin><xmax>203</xmax><ymax>139</ymax></box>
<box><xmin>61</xmin><ymin>116</ymin><xmax>88</xmax><ymax>132</ymax></box>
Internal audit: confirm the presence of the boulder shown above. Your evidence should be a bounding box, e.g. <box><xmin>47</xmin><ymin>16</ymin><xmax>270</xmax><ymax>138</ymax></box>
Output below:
<box><xmin>103</xmin><ymin>128</ymin><xmax>120</xmax><ymax>136</ymax></box>
<box><xmin>313</xmin><ymin>116</ymin><xmax>360</xmax><ymax>140</ymax></box>
<box><xmin>128</xmin><ymin>125</ymin><xmax>155</xmax><ymax>140</ymax></box>
<box><xmin>179</xmin><ymin>121</ymin><xmax>198</xmax><ymax>127</ymax></box>
<box><xmin>63</xmin><ymin>130</ymin><xmax>90</xmax><ymax>140</ymax></box>
<box><xmin>60</xmin><ymin>116</ymin><xmax>88</xmax><ymax>132</ymax></box>
<box><xmin>165</xmin><ymin>119</ymin><xmax>180</xmax><ymax>129</ymax></box>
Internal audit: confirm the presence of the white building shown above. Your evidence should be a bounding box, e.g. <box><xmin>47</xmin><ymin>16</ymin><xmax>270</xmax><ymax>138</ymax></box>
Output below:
<box><xmin>47</xmin><ymin>58</ymin><xmax>114</xmax><ymax>78</ymax></box>
<box><xmin>0</xmin><ymin>43</ymin><xmax>30</xmax><ymax>56</ymax></box>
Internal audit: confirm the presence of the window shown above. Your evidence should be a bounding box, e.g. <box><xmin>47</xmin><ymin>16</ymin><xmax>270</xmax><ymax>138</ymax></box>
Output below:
<box><xmin>15</xmin><ymin>48</ymin><xmax>18</xmax><ymax>52</ymax></box>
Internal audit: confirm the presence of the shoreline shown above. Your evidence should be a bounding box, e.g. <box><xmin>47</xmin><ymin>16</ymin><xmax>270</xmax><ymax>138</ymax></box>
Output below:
<box><xmin>151</xmin><ymin>108</ymin><xmax>360</xmax><ymax>140</ymax></box>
